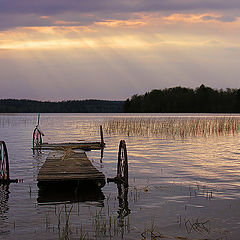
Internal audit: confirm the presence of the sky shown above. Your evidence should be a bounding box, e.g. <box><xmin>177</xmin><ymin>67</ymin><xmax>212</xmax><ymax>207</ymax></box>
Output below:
<box><xmin>0</xmin><ymin>0</ymin><xmax>240</xmax><ymax>100</ymax></box>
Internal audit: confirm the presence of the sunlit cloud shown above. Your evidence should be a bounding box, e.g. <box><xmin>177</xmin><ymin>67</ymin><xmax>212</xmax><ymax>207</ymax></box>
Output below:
<box><xmin>1</xmin><ymin>1</ymin><xmax>240</xmax><ymax>100</ymax></box>
<box><xmin>0</xmin><ymin>40</ymin><xmax>84</xmax><ymax>50</ymax></box>
<box><xmin>95</xmin><ymin>19</ymin><xmax>147</xmax><ymax>28</ymax></box>
<box><xmin>163</xmin><ymin>13</ymin><xmax>221</xmax><ymax>23</ymax></box>
<box><xmin>0</xmin><ymin>12</ymin><xmax>240</xmax><ymax>51</ymax></box>
<box><xmin>40</xmin><ymin>16</ymin><xmax>49</xmax><ymax>19</ymax></box>
<box><xmin>163</xmin><ymin>13</ymin><xmax>239</xmax><ymax>23</ymax></box>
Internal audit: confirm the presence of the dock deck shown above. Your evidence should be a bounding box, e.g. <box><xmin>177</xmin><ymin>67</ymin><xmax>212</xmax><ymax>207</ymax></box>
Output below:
<box><xmin>37</xmin><ymin>150</ymin><xmax>105</xmax><ymax>188</ymax></box>
<box><xmin>33</xmin><ymin>141</ymin><xmax>104</xmax><ymax>151</ymax></box>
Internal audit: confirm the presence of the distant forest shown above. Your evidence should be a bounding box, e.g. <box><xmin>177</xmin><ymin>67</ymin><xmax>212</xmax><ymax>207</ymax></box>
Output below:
<box><xmin>0</xmin><ymin>99</ymin><xmax>124</xmax><ymax>113</ymax></box>
<box><xmin>124</xmin><ymin>85</ymin><xmax>240</xmax><ymax>113</ymax></box>
<box><xmin>1</xmin><ymin>85</ymin><xmax>240</xmax><ymax>113</ymax></box>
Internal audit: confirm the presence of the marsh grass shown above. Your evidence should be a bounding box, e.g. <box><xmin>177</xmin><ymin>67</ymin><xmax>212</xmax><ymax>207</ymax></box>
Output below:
<box><xmin>57</xmin><ymin>205</ymin><xmax>73</xmax><ymax>240</ymax></box>
<box><xmin>184</xmin><ymin>218</ymin><xmax>210</xmax><ymax>235</ymax></box>
<box><xmin>102</xmin><ymin>117</ymin><xmax>240</xmax><ymax>138</ymax></box>
<box><xmin>140</xmin><ymin>217</ymin><xmax>212</xmax><ymax>240</ymax></box>
<box><xmin>91</xmin><ymin>207</ymin><xmax>130</xmax><ymax>239</ymax></box>
<box><xmin>141</xmin><ymin>219</ymin><xmax>165</xmax><ymax>239</ymax></box>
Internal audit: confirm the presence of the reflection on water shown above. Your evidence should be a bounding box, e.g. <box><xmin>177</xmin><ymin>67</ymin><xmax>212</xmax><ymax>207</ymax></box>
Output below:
<box><xmin>37</xmin><ymin>183</ymin><xmax>105</xmax><ymax>205</ymax></box>
<box><xmin>1</xmin><ymin>113</ymin><xmax>240</xmax><ymax>239</ymax></box>
<box><xmin>0</xmin><ymin>184</ymin><xmax>10</xmax><ymax>236</ymax></box>
<box><xmin>0</xmin><ymin>184</ymin><xmax>9</xmax><ymax>217</ymax></box>
<box><xmin>117</xmin><ymin>183</ymin><xmax>131</xmax><ymax>219</ymax></box>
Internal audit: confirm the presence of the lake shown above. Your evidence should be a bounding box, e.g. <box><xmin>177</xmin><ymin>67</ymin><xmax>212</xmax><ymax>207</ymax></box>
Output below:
<box><xmin>0</xmin><ymin>113</ymin><xmax>240</xmax><ymax>240</ymax></box>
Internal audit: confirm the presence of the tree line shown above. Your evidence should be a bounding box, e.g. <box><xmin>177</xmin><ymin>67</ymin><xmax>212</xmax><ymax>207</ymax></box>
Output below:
<box><xmin>1</xmin><ymin>85</ymin><xmax>240</xmax><ymax>113</ymax></box>
<box><xmin>124</xmin><ymin>85</ymin><xmax>240</xmax><ymax>113</ymax></box>
<box><xmin>0</xmin><ymin>99</ymin><xmax>124</xmax><ymax>113</ymax></box>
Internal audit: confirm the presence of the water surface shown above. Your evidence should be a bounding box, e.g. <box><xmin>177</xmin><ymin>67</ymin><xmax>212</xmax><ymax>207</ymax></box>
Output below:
<box><xmin>0</xmin><ymin>113</ymin><xmax>240</xmax><ymax>239</ymax></box>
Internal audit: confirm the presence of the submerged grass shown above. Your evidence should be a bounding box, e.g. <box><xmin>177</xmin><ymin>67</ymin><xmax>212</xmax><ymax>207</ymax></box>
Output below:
<box><xmin>90</xmin><ymin>206</ymin><xmax>130</xmax><ymax>239</ymax></box>
<box><xmin>102</xmin><ymin>117</ymin><xmax>240</xmax><ymax>138</ymax></box>
<box><xmin>57</xmin><ymin>205</ymin><xmax>73</xmax><ymax>240</ymax></box>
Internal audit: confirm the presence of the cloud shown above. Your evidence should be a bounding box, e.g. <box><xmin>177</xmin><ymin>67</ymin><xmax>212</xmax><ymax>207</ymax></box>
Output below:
<box><xmin>1</xmin><ymin>0</ymin><xmax>240</xmax><ymax>100</ymax></box>
<box><xmin>217</xmin><ymin>15</ymin><xmax>238</xmax><ymax>22</ymax></box>
<box><xmin>1</xmin><ymin>0</ymin><xmax>240</xmax><ymax>15</ymax></box>
<box><xmin>95</xmin><ymin>19</ymin><xmax>147</xmax><ymax>28</ymax></box>
<box><xmin>1</xmin><ymin>10</ymin><xmax>240</xmax><ymax>52</ymax></box>
<box><xmin>201</xmin><ymin>15</ymin><xmax>237</xmax><ymax>22</ymax></box>
<box><xmin>40</xmin><ymin>16</ymin><xmax>49</xmax><ymax>19</ymax></box>
<box><xmin>54</xmin><ymin>20</ymin><xmax>82</xmax><ymax>26</ymax></box>
<box><xmin>0</xmin><ymin>0</ymin><xmax>240</xmax><ymax>30</ymax></box>
<box><xmin>163</xmin><ymin>13</ymin><xmax>239</xmax><ymax>24</ymax></box>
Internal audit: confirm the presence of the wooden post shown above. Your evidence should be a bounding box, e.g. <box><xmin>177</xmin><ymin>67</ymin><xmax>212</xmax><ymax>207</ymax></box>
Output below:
<box><xmin>37</xmin><ymin>113</ymin><xmax>40</xmax><ymax>126</ymax></box>
<box><xmin>100</xmin><ymin>125</ymin><xmax>104</xmax><ymax>147</ymax></box>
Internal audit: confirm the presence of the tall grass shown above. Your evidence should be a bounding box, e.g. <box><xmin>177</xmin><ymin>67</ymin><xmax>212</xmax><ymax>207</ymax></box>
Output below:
<box><xmin>102</xmin><ymin>117</ymin><xmax>240</xmax><ymax>138</ymax></box>
<box><xmin>57</xmin><ymin>205</ymin><xmax>73</xmax><ymax>240</ymax></box>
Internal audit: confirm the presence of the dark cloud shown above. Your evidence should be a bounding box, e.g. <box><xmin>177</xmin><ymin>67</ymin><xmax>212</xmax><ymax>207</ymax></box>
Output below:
<box><xmin>0</xmin><ymin>13</ymin><xmax>53</xmax><ymax>30</ymax></box>
<box><xmin>201</xmin><ymin>15</ymin><xmax>216</xmax><ymax>21</ymax></box>
<box><xmin>0</xmin><ymin>0</ymin><xmax>239</xmax><ymax>30</ymax></box>
<box><xmin>217</xmin><ymin>16</ymin><xmax>237</xmax><ymax>22</ymax></box>
<box><xmin>0</xmin><ymin>0</ymin><xmax>113</xmax><ymax>15</ymax></box>
<box><xmin>1</xmin><ymin>0</ymin><xmax>240</xmax><ymax>15</ymax></box>
<box><xmin>0</xmin><ymin>12</ymin><xmax>98</xmax><ymax>30</ymax></box>
<box><xmin>201</xmin><ymin>15</ymin><xmax>237</xmax><ymax>22</ymax></box>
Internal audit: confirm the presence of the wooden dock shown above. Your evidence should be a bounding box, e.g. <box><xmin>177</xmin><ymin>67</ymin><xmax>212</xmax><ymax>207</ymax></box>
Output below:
<box><xmin>32</xmin><ymin>124</ymin><xmax>105</xmax><ymax>152</ymax></box>
<box><xmin>33</xmin><ymin>141</ymin><xmax>104</xmax><ymax>151</ymax></box>
<box><xmin>37</xmin><ymin>150</ymin><xmax>105</xmax><ymax>188</ymax></box>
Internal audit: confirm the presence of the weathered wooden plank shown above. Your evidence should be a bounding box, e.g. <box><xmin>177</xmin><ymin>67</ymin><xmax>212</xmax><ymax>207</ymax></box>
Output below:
<box><xmin>33</xmin><ymin>141</ymin><xmax>105</xmax><ymax>151</ymax></box>
<box><xmin>37</xmin><ymin>151</ymin><xmax>105</xmax><ymax>188</ymax></box>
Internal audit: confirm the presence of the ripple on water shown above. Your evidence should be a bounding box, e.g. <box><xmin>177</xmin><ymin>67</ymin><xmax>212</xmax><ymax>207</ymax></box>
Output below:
<box><xmin>0</xmin><ymin>113</ymin><xmax>240</xmax><ymax>239</ymax></box>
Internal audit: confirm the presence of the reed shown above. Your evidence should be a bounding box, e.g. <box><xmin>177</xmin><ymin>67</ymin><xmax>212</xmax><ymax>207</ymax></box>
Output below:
<box><xmin>56</xmin><ymin>205</ymin><xmax>73</xmax><ymax>240</ymax></box>
<box><xmin>184</xmin><ymin>217</ymin><xmax>210</xmax><ymax>234</ymax></box>
<box><xmin>90</xmin><ymin>204</ymin><xmax>130</xmax><ymax>239</ymax></box>
<box><xmin>102</xmin><ymin>117</ymin><xmax>240</xmax><ymax>138</ymax></box>
<box><xmin>141</xmin><ymin>219</ymin><xmax>165</xmax><ymax>239</ymax></box>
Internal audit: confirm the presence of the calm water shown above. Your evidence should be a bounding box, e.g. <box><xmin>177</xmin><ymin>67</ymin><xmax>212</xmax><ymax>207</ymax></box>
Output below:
<box><xmin>0</xmin><ymin>113</ymin><xmax>240</xmax><ymax>240</ymax></box>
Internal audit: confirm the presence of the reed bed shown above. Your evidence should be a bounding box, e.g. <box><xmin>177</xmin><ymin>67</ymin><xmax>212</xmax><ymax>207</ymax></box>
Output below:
<box><xmin>102</xmin><ymin>117</ymin><xmax>240</xmax><ymax>138</ymax></box>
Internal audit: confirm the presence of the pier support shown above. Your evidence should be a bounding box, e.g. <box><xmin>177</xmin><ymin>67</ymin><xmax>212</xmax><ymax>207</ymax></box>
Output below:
<box><xmin>107</xmin><ymin>140</ymin><xmax>128</xmax><ymax>186</ymax></box>
<box><xmin>0</xmin><ymin>141</ymin><xmax>18</xmax><ymax>184</ymax></box>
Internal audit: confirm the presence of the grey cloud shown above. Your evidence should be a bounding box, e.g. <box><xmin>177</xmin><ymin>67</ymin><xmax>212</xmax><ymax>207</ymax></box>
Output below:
<box><xmin>0</xmin><ymin>0</ymin><xmax>240</xmax><ymax>30</ymax></box>
<box><xmin>0</xmin><ymin>0</ymin><xmax>114</xmax><ymax>15</ymax></box>
<box><xmin>1</xmin><ymin>0</ymin><xmax>240</xmax><ymax>15</ymax></box>
<box><xmin>0</xmin><ymin>12</ymin><xmax>99</xmax><ymax>30</ymax></box>
<box><xmin>201</xmin><ymin>15</ymin><xmax>237</xmax><ymax>23</ymax></box>
<box><xmin>0</xmin><ymin>14</ymin><xmax>53</xmax><ymax>30</ymax></box>
<box><xmin>201</xmin><ymin>15</ymin><xmax>216</xmax><ymax>21</ymax></box>
<box><xmin>217</xmin><ymin>16</ymin><xmax>237</xmax><ymax>22</ymax></box>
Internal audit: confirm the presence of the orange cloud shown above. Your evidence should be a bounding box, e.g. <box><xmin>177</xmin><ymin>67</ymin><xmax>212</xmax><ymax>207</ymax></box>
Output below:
<box><xmin>19</xmin><ymin>26</ymin><xmax>94</xmax><ymax>35</ymax></box>
<box><xmin>40</xmin><ymin>16</ymin><xmax>49</xmax><ymax>19</ymax></box>
<box><xmin>95</xmin><ymin>19</ymin><xmax>147</xmax><ymax>28</ymax></box>
<box><xmin>54</xmin><ymin>20</ymin><xmax>81</xmax><ymax>25</ymax></box>
<box><xmin>162</xmin><ymin>13</ymin><xmax>237</xmax><ymax>24</ymax></box>
<box><xmin>163</xmin><ymin>13</ymin><xmax>216</xmax><ymax>23</ymax></box>
<box><xmin>1</xmin><ymin>12</ymin><xmax>240</xmax><ymax>51</ymax></box>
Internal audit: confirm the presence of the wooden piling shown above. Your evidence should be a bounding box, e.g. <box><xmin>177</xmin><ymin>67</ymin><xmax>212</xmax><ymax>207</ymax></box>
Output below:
<box><xmin>100</xmin><ymin>125</ymin><xmax>104</xmax><ymax>147</ymax></box>
<box><xmin>37</xmin><ymin>113</ymin><xmax>40</xmax><ymax>126</ymax></box>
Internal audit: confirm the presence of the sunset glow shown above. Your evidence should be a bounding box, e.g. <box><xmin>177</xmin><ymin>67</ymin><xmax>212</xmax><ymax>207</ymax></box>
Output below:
<box><xmin>0</xmin><ymin>1</ymin><xmax>240</xmax><ymax>100</ymax></box>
